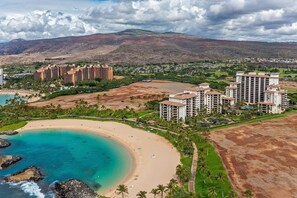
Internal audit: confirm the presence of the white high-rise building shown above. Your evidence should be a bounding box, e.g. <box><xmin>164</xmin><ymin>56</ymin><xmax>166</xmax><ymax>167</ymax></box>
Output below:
<box><xmin>0</xmin><ymin>68</ymin><xmax>3</xmax><ymax>86</ymax></box>
<box><xmin>225</xmin><ymin>71</ymin><xmax>288</xmax><ymax>114</ymax></box>
<box><xmin>234</xmin><ymin>71</ymin><xmax>279</xmax><ymax>104</ymax></box>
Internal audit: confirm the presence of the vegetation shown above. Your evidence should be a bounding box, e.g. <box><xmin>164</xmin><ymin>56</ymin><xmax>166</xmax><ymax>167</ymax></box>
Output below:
<box><xmin>116</xmin><ymin>184</ymin><xmax>129</xmax><ymax>198</ymax></box>
<box><xmin>2</xmin><ymin>61</ymin><xmax>297</xmax><ymax>197</ymax></box>
<box><xmin>0</xmin><ymin>121</ymin><xmax>27</xmax><ymax>132</ymax></box>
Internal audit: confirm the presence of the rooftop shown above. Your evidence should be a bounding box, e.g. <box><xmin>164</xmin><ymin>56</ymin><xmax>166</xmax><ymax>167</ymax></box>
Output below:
<box><xmin>170</xmin><ymin>93</ymin><xmax>197</xmax><ymax>99</ymax></box>
<box><xmin>205</xmin><ymin>91</ymin><xmax>223</xmax><ymax>95</ymax></box>
<box><xmin>160</xmin><ymin>101</ymin><xmax>185</xmax><ymax>107</ymax></box>
<box><xmin>222</xmin><ymin>96</ymin><xmax>235</xmax><ymax>100</ymax></box>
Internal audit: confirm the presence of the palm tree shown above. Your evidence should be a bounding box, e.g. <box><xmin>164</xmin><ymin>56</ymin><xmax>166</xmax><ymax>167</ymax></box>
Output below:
<box><xmin>150</xmin><ymin>189</ymin><xmax>159</xmax><ymax>198</ymax></box>
<box><xmin>207</xmin><ymin>187</ymin><xmax>217</xmax><ymax>197</ymax></box>
<box><xmin>116</xmin><ymin>184</ymin><xmax>128</xmax><ymax>198</ymax></box>
<box><xmin>166</xmin><ymin>179</ymin><xmax>178</xmax><ymax>194</ymax></box>
<box><xmin>136</xmin><ymin>191</ymin><xmax>147</xmax><ymax>198</ymax></box>
<box><xmin>157</xmin><ymin>184</ymin><xmax>166</xmax><ymax>198</ymax></box>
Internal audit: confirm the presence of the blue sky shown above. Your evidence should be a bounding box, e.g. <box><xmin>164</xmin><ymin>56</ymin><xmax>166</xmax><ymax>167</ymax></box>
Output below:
<box><xmin>0</xmin><ymin>0</ymin><xmax>297</xmax><ymax>42</ymax></box>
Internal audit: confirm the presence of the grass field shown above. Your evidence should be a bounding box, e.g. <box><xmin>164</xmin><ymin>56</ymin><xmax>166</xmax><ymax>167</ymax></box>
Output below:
<box><xmin>192</xmin><ymin>134</ymin><xmax>234</xmax><ymax>197</ymax></box>
<box><xmin>0</xmin><ymin>121</ymin><xmax>27</xmax><ymax>132</ymax></box>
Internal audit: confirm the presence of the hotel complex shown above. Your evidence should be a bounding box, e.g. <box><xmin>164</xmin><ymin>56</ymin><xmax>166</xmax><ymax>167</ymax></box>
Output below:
<box><xmin>0</xmin><ymin>68</ymin><xmax>3</xmax><ymax>86</ymax></box>
<box><xmin>34</xmin><ymin>64</ymin><xmax>113</xmax><ymax>84</ymax></box>
<box><xmin>160</xmin><ymin>72</ymin><xmax>289</xmax><ymax>122</ymax></box>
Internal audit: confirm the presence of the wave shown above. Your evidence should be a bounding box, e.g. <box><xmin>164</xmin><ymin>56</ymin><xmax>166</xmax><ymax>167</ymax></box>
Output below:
<box><xmin>5</xmin><ymin>181</ymin><xmax>46</xmax><ymax>198</ymax></box>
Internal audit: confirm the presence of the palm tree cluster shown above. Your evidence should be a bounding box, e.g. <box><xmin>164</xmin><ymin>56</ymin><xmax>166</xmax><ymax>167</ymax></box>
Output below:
<box><xmin>114</xmin><ymin>179</ymin><xmax>186</xmax><ymax>198</ymax></box>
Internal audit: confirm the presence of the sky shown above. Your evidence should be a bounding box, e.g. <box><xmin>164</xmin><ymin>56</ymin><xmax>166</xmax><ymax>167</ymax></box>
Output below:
<box><xmin>1</xmin><ymin>0</ymin><xmax>297</xmax><ymax>42</ymax></box>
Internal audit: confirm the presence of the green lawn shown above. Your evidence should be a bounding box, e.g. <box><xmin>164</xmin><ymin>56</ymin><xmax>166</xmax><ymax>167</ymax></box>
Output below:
<box><xmin>286</xmin><ymin>87</ymin><xmax>297</xmax><ymax>94</ymax></box>
<box><xmin>191</xmin><ymin>134</ymin><xmax>234</xmax><ymax>197</ymax></box>
<box><xmin>0</xmin><ymin>121</ymin><xmax>27</xmax><ymax>132</ymax></box>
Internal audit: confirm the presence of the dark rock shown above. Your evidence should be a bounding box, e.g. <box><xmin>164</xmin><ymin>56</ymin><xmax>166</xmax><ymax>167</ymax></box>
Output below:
<box><xmin>0</xmin><ymin>138</ymin><xmax>11</xmax><ymax>148</ymax></box>
<box><xmin>4</xmin><ymin>166</ymin><xmax>43</xmax><ymax>183</ymax></box>
<box><xmin>0</xmin><ymin>131</ymin><xmax>19</xmax><ymax>136</ymax></box>
<box><xmin>0</xmin><ymin>156</ymin><xmax>22</xmax><ymax>170</ymax></box>
<box><xmin>55</xmin><ymin>179</ymin><xmax>98</xmax><ymax>198</ymax></box>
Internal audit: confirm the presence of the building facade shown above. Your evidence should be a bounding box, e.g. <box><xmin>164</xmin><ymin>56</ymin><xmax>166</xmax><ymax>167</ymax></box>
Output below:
<box><xmin>0</xmin><ymin>68</ymin><xmax>3</xmax><ymax>86</ymax></box>
<box><xmin>160</xmin><ymin>83</ymin><xmax>224</xmax><ymax>121</ymax></box>
<box><xmin>34</xmin><ymin>64</ymin><xmax>113</xmax><ymax>84</ymax></box>
<box><xmin>160</xmin><ymin>101</ymin><xmax>186</xmax><ymax>122</ymax></box>
<box><xmin>160</xmin><ymin>71</ymin><xmax>289</xmax><ymax>122</ymax></box>
<box><xmin>225</xmin><ymin>72</ymin><xmax>288</xmax><ymax>114</ymax></box>
<box><xmin>258</xmin><ymin>85</ymin><xmax>289</xmax><ymax>114</ymax></box>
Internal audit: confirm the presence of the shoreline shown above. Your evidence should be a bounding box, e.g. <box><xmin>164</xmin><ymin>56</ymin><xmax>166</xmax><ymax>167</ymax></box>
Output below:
<box><xmin>0</xmin><ymin>89</ymin><xmax>40</xmax><ymax>103</ymax></box>
<box><xmin>17</xmin><ymin>119</ymin><xmax>180</xmax><ymax>197</ymax></box>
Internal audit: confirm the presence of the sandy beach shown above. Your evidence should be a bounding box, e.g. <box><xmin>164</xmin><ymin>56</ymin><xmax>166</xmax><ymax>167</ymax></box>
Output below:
<box><xmin>18</xmin><ymin>119</ymin><xmax>180</xmax><ymax>198</ymax></box>
<box><xmin>0</xmin><ymin>89</ymin><xmax>40</xmax><ymax>103</ymax></box>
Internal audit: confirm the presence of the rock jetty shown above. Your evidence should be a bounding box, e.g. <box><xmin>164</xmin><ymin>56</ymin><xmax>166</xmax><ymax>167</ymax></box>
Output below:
<box><xmin>55</xmin><ymin>179</ymin><xmax>98</xmax><ymax>198</ymax></box>
<box><xmin>0</xmin><ymin>138</ymin><xmax>11</xmax><ymax>148</ymax></box>
<box><xmin>4</xmin><ymin>166</ymin><xmax>43</xmax><ymax>183</ymax></box>
<box><xmin>0</xmin><ymin>131</ymin><xmax>18</xmax><ymax>136</ymax></box>
<box><xmin>0</xmin><ymin>156</ymin><xmax>22</xmax><ymax>170</ymax></box>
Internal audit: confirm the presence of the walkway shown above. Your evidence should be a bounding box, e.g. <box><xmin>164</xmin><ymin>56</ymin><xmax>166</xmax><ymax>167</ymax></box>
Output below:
<box><xmin>189</xmin><ymin>142</ymin><xmax>198</xmax><ymax>193</ymax></box>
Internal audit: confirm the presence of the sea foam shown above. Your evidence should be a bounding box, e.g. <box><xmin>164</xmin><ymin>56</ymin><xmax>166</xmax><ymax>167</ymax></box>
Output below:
<box><xmin>7</xmin><ymin>181</ymin><xmax>46</xmax><ymax>198</ymax></box>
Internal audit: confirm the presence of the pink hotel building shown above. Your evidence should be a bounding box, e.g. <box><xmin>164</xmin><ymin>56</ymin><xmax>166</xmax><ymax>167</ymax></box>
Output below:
<box><xmin>34</xmin><ymin>64</ymin><xmax>113</xmax><ymax>84</ymax></box>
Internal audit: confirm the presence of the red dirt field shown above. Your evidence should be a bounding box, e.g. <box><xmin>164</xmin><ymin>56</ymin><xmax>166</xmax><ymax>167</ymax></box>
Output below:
<box><xmin>280</xmin><ymin>81</ymin><xmax>297</xmax><ymax>90</ymax></box>
<box><xmin>208</xmin><ymin>114</ymin><xmax>297</xmax><ymax>198</ymax></box>
<box><xmin>30</xmin><ymin>80</ymin><xmax>193</xmax><ymax>110</ymax></box>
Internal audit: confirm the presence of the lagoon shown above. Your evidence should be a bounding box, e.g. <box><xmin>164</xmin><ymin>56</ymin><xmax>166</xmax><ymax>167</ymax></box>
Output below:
<box><xmin>0</xmin><ymin>129</ymin><xmax>132</xmax><ymax>198</ymax></box>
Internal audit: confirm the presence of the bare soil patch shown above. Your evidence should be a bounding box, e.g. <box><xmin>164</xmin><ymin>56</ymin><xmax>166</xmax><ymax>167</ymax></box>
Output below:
<box><xmin>208</xmin><ymin>114</ymin><xmax>297</xmax><ymax>198</ymax></box>
<box><xmin>30</xmin><ymin>80</ymin><xmax>192</xmax><ymax>110</ymax></box>
<box><xmin>280</xmin><ymin>81</ymin><xmax>297</xmax><ymax>90</ymax></box>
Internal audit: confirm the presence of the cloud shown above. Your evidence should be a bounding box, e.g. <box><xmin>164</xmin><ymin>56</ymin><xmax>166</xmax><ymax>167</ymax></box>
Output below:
<box><xmin>0</xmin><ymin>0</ymin><xmax>297</xmax><ymax>42</ymax></box>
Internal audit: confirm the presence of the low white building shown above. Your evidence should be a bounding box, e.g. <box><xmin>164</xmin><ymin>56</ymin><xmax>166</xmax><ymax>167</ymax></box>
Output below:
<box><xmin>258</xmin><ymin>85</ymin><xmax>289</xmax><ymax>114</ymax></box>
<box><xmin>160</xmin><ymin>83</ymin><xmax>224</xmax><ymax>122</ymax></box>
<box><xmin>169</xmin><ymin>92</ymin><xmax>197</xmax><ymax>117</ymax></box>
<box><xmin>159</xmin><ymin>101</ymin><xmax>186</xmax><ymax>122</ymax></box>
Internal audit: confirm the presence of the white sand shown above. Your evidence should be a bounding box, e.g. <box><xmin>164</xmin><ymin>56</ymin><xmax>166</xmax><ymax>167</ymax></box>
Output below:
<box><xmin>18</xmin><ymin>119</ymin><xmax>180</xmax><ymax>197</ymax></box>
<box><xmin>0</xmin><ymin>89</ymin><xmax>40</xmax><ymax>103</ymax></box>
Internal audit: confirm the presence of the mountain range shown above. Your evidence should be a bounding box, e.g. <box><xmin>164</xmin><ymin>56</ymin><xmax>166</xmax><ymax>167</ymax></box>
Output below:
<box><xmin>0</xmin><ymin>29</ymin><xmax>297</xmax><ymax>65</ymax></box>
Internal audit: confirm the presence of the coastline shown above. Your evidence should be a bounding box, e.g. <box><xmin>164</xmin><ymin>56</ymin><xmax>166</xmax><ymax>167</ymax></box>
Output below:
<box><xmin>17</xmin><ymin>119</ymin><xmax>180</xmax><ymax>197</ymax></box>
<box><xmin>0</xmin><ymin>89</ymin><xmax>40</xmax><ymax>103</ymax></box>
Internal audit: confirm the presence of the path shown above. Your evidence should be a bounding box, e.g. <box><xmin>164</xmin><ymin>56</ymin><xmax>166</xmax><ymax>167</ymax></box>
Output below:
<box><xmin>189</xmin><ymin>142</ymin><xmax>198</xmax><ymax>193</ymax></box>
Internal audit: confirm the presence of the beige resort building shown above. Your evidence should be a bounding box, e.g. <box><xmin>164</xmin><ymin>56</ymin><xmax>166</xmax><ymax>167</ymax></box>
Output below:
<box><xmin>160</xmin><ymin>72</ymin><xmax>289</xmax><ymax>122</ymax></box>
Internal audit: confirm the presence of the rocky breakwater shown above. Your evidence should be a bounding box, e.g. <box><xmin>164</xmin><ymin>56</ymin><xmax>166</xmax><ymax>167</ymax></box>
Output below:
<box><xmin>0</xmin><ymin>138</ymin><xmax>11</xmax><ymax>148</ymax></box>
<box><xmin>0</xmin><ymin>131</ymin><xmax>18</xmax><ymax>136</ymax></box>
<box><xmin>4</xmin><ymin>166</ymin><xmax>43</xmax><ymax>183</ymax></box>
<box><xmin>55</xmin><ymin>179</ymin><xmax>98</xmax><ymax>198</ymax></box>
<box><xmin>0</xmin><ymin>156</ymin><xmax>22</xmax><ymax>170</ymax></box>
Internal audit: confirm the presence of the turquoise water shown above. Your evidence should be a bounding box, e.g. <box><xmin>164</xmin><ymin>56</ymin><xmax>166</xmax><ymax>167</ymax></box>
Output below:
<box><xmin>0</xmin><ymin>130</ymin><xmax>132</xmax><ymax>198</ymax></box>
<box><xmin>0</xmin><ymin>94</ymin><xmax>15</xmax><ymax>106</ymax></box>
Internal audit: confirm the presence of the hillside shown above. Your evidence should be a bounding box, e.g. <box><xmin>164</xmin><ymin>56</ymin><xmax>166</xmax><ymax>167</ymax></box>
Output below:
<box><xmin>1</xmin><ymin>29</ymin><xmax>297</xmax><ymax>65</ymax></box>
